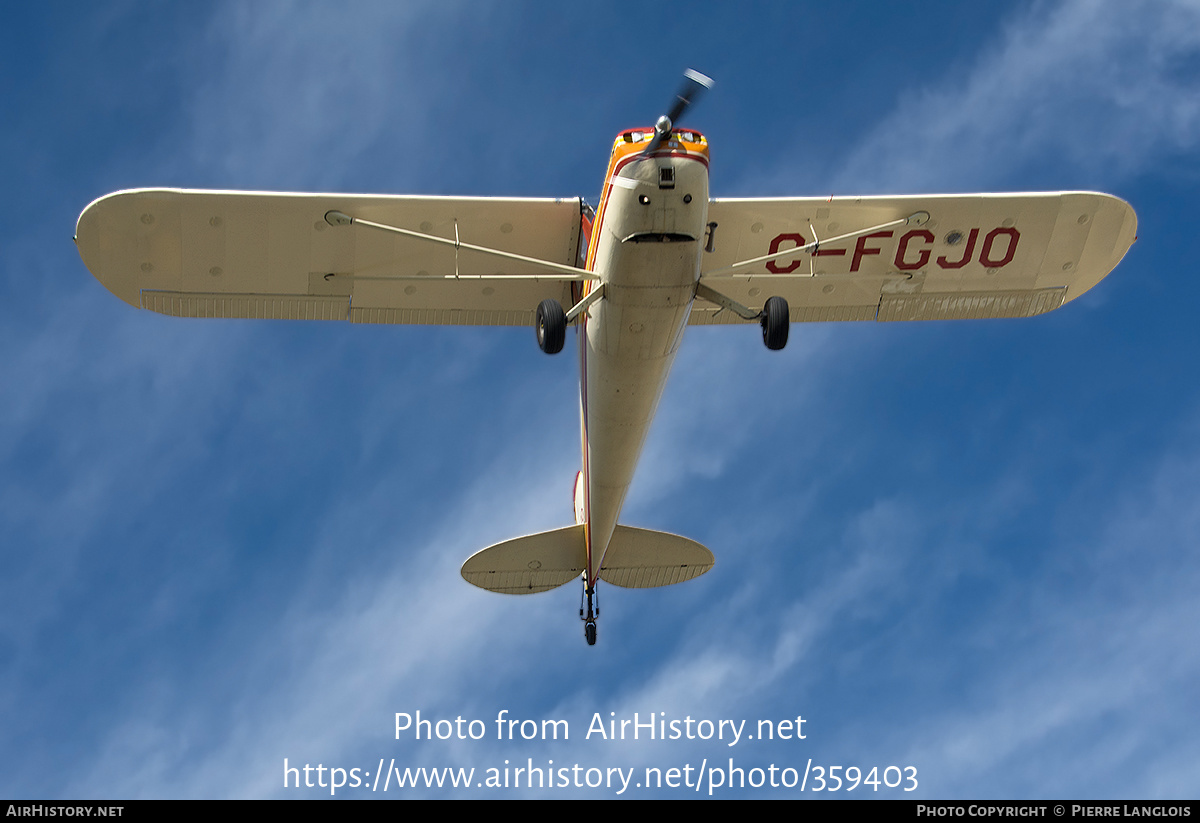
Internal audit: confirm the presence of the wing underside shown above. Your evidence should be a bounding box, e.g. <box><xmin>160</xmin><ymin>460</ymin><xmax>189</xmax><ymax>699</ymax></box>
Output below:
<box><xmin>693</xmin><ymin>192</ymin><xmax>1137</xmax><ymax>324</ymax></box>
<box><xmin>78</xmin><ymin>189</ymin><xmax>1136</xmax><ymax>328</ymax></box>
<box><xmin>76</xmin><ymin>189</ymin><xmax>585</xmax><ymax>326</ymax></box>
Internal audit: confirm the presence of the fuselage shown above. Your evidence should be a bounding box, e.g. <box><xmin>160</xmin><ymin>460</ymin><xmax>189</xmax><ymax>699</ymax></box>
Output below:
<box><xmin>578</xmin><ymin>129</ymin><xmax>711</xmax><ymax>586</ymax></box>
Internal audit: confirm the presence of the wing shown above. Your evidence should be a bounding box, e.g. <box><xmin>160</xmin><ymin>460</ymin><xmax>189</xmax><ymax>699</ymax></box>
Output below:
<box><xmin>76</xmin><ymin>189</ymin><xmax>585</xmax><ymax>326</ymax></box>
<box><xmin>693</xmin><ymin>192</ymin><xmax>1137</xmax><ymax>324</ymax></box>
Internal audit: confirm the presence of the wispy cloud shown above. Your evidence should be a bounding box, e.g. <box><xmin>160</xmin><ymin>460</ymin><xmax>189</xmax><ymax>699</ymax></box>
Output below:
<box><xmin>832</xmin><ymin>0</ymin><xmax>1200</xmax><ymax>191</ymax></box>
<box><xmin>894</xmin><ymin>425</ymin><xmax>1200</xmax><ymax>797</ymax></box>
<box><xmin>180</xmin><ymin>2</ymin><xmax>460</xmax><ymax>190</ymax></box>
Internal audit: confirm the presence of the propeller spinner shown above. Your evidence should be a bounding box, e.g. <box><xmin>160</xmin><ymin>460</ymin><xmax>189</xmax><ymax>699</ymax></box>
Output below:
<box><xmin>642</xmin><ymin>68</ymin><xmax>714</xmax><ymax>155</ymax></box>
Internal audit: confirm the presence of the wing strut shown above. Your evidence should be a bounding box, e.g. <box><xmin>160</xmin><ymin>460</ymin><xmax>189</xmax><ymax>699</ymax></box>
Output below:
<box><xmin>700</xmin><ymin>211</ymin><xmax>929</xmax><ymax>279</ymax></box>
<box><xmin>323</xmin><ymin>210</ymin><xmax>598</xmax><ymax>282</ymax></box>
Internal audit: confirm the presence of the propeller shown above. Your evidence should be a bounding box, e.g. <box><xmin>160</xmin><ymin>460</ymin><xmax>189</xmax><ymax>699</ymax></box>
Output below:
<box><xmin>642</xmin><ymin>68</ymin><xmax>714</xmax><ymax>155</ymax></box>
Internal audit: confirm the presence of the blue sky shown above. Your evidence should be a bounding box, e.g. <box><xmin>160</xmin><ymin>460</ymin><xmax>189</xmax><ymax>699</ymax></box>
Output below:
<box><xmin>3</xmin><ymin>0</ymin><xmax>1199</xmax><ymax>799</ymax></box>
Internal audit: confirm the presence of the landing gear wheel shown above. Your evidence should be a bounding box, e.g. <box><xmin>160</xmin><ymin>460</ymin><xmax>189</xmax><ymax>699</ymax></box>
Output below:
<box><xmin>580</xmin><ymin>581</ymin><xmax>599</xmax><ymax>646</ymax></box>
<box><xmin>761</xmin><ymin>296</ymin><xmax>789</xmax><ymax>351</ymax></box>
<box><xmin>536</xmin><ymin>299</ymin><xmax>566</xmax><ymax>354</ymax></box>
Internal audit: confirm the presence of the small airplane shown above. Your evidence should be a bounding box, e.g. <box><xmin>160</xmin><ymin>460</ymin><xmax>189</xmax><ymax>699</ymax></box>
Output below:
<box><xmin>76</xmin><ymin>71</ymin><xmax>1137</xmax><ymax>645</ymax></box>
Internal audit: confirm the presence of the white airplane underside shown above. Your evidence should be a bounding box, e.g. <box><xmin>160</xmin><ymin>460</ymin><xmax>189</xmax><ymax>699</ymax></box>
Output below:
<box><xmin>75</xmin><ymin>72</ymin><xmax>1137</xmax><ymax>645</ymax></box>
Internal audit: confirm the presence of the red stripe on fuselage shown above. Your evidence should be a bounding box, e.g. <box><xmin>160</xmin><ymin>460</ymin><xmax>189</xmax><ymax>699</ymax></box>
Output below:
<box><xmin>579</xmin><ymin>287</ymin><xmax>592</xmax><ymax>586</ymax></box>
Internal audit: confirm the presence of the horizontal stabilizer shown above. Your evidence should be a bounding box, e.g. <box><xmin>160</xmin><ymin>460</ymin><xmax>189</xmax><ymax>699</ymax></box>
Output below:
<box><xmin>461</xmin><ymin>525</ymin><xmax>585</xmax><ymax>594</ymax></box>
<box><xmin>599</xmin><ymin>526</ymin><xmax>714</xmax><ymax>588</ymax></box>
<box><xmin>461</xmin><ymin>524</ymin><xmax>715</xmax><ymax>594</ymax></box>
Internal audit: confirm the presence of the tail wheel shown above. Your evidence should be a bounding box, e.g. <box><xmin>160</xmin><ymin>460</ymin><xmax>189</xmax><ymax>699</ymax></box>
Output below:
<box><xmin>761</xmin><ymin>296</ymin><xmax>789</xmax><ymax>351</ymax></box>
<box><xmin>536</xmin><ymin>299</ymin><xmax>566</xmax><ymax>354</ymax></box>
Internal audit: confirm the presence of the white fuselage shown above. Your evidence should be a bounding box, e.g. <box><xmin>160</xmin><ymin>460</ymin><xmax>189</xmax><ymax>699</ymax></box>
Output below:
<box><xmin>581</xmin><ymin>149</ymin><xmax>710</xmax><ymax>583</ymax></box>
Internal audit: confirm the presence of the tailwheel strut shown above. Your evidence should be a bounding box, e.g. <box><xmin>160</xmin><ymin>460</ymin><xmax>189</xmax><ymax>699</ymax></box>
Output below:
<box><xmin>579</xmin><ymin>580</ymin><xmax>599</xmax><ymax>646</ymax></box>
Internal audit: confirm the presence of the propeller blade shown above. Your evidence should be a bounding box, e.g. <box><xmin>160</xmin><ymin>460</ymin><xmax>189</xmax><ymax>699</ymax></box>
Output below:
<box><xmin>643</xmin><ymin>68</ymin><xmax>713</xmax><ymax>155</ymax></box>
<box><xmin>665</xmin><ymin>68</ymin><xmax>714</xmax><ymax>125</ymax></box>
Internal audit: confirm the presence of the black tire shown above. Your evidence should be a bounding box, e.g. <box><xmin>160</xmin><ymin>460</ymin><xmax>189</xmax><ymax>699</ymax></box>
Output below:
<box><xmin>761</xmin><ymin>296</ymin><xmax>789</xmax><ymax>351</ymax></box>
<box><xmin>536</xmin><ymin>299</ymin><xmax>566</xmax><ymax>354</ymax></box>
<box><xmin>585</xmin><ymin>621</ymin><xmax>597</xmax><ymax>646</ymax></box>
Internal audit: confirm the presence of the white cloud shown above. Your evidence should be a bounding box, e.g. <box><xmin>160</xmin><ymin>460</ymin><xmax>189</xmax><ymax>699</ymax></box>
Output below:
<box><xmin>181</xmin><ymin>2</ymin><xmax>459</xmax><ymax>189</ymax></box>
<box><xmin>833</xmin><ymin>0</ymin><xmax>1200</xmax><ymax>191</ymax></box>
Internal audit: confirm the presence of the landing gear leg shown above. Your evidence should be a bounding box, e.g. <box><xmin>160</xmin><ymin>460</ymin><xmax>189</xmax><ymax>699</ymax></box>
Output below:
<box><xmin>580</xmin><ymin>579</ymin><xmax>599</xmax><ymax>646</ymax></box>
